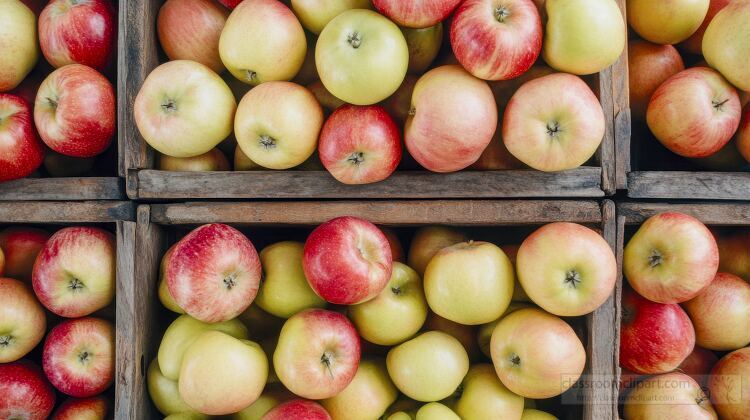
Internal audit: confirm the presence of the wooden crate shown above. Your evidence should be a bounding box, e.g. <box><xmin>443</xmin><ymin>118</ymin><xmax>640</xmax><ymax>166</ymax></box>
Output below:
<box><xmin>127</xmin><ymin>200</ymin><xmax>620</xmax><ymax>419</ymax></box>
<box><xmin>121</xmin><ymin>0</ymin><xmax>628</xmax><ymax>200</ymax></box>
<box><xmin>0</xmin><ymin>201</ymin><xmax>135</xmax><ymax>418</ymax></box>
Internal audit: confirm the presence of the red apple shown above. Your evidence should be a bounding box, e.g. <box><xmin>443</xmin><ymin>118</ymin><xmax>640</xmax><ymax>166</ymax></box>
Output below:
<box><xmin>318</xmin><ymin>105</ymin><xmax>401</xmax><ymax>185</ymax></box>
<box><xmin>0</xmin><ymin>360</ymin><xmax>56</xmax><ymax>420</ymax></box>
<box><xmin>303</xmin><ymin>216</ymin><xmax>392</xmax><ymax>305</ymax></box>
<box><xmin>628</xmin><ymin>40</ymin><xmax>685</xmax><ymax>120</ymax></box>
<box><xmin>647</xmin><ymin>67</ymin><xmax>741</xmax><ymax>158</ymax></box>
<box><xmin>716</xmin><ymin>229</ymin><xmax>750</xmax><ymax>281</ymax></box>
<box><xmin>34</xmin><ymin>64</ymin><xmax>115</xmax><ymax>158</ymax></box>
<box><xmin>52</xmin><ymin>396</ymin><xmax>108</xmax><ymax>420</ymax></box>
<box><xmin>43</xmin><ymin>317</ymin><xmax>114</xmax><ymax>397</ymax></box>
<box><xmin>680</xmin><ymin>0</ymin><xmax>731</xmax><ymax>55</ymax></box>
<box><xmin>0</xmin><ymin>93</ymin><xmax>44</xmax><ymax>181</ymax></box>
<box><xmin>0</xmin><ymin>278</ymin><xmax>46</xmax><ymax>363</ymax></box>
<box><xmin>678</xmin><ymin>346</ymin><xmax>718</xmax><ymax>386</ymax></box>
<box><xmin>738</xmin><ymin>105</ymin><xmax>750</xmax><ymax>163</ymax></box>
<box><xmin>217</xmin><ymin>0</ymin><xmax>243</xmax><ymax>9</ymax></box>
<box><xmin>620</xmin><ymin>288</ymin><xmax>695</xmax><ymax>375</ymax></box>
<box><xmin>372</xmin><ymin>0</ymin><xmax>462</xmax><ymax>28</ymax></box>
<box><xmin>708</xmin><ymin>347</ymin><xmax>750</xmax><ymax>420</ymax></box>
<box><xmin>166</xmin><ymin>223</ymin><xmax>262</xmax><ymax>323</ymax></box>
<box><xmin>32</xmin><ymin>226</ymin><xmax>115</xmax><ymax>318</ymax></box>
<box><xmin>0</xmin><ymin>227</ymin><xmax>50</xmax><ymax>281</ymax></box>
<box><xmin>157</xmin><ymin>0</ymin><xmax>228</xmax><ymax>73</ymax></box>
<box><xmin>262</xmin><ymin>399</ymin><xmax>332</xmax><ymax>420</ymax></box>
<box><xmin>38</xmin><ymin>0</ymin><xmax>116</xmax><ymax>72</ymax></box>
<box><xmin>450</xmin><ymin>0</ymin><xmax>542</xmax><ymax>81</ymax></box>
<box><xmin>623</xmin><ymin>372</ymin><xmax>717</xmax><ymax>420</ymax></box>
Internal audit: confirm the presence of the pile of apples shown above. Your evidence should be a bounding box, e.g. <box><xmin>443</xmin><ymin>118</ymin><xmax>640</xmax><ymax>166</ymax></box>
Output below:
<box><xmin>0</xmin><ymin>0</ymin><xmax>117</xmax><ymax>182</ymax></box>
<box><xmin>148</xmin><ymin>216</ymin><xmax>618</xmax><ymax>419</ymax></box>
<box><xmin>627</xmin><ymin>0</ymin><xmax>750</xmax><ymax>169</ymax></box>
<box><xmin>619</xmin><ymin>212</ymin><xmax>750</xmax><ymax>419</ymax></box>
<box><xmin>136</xmin><ymin>0</ymin><xmax>629</xmax><ymax>184</ymax></box>
<box><xmin>0</xmin><ymin>225</ymin><xmax>117</xmax><ymax>419</ymax></box>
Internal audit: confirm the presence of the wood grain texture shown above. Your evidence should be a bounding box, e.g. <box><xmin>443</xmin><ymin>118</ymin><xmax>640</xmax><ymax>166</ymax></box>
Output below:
<box><xmin>115</xmin><ymin>220</ymin><xmax>136</xmax><ymax>419</ymax></box>
<box><xmin>0</xmin><ymin>178</ymin><xmax>124</xmax><ymax>201</ymax></box>
<box><xmin>618</xmin><ymin>202</ymin><xmax>750</xmax><ymax>225</ymax></box>
<box><xmin>0</xmin><ymin>201</ymin><xmax>134</xmax><ymax>223</ymax></box>
<box><xmin>612</xmin><ymin>0</ymin><xmax>631</xmax><ymax>192</ymax></box>
<box><xmin>627</xmin><ymin>171</ymin><xmax>750</xmax><ymax>200</ymax></box>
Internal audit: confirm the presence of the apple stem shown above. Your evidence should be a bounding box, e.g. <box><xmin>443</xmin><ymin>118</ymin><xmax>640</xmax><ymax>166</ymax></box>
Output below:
<box><xmin>321</xmin><ymin>351</ymin><xmax>335</xmax><ymax>379</ymax></box>
<box><xmin>161</xmin><ymin>99</ymin><xmax>177</xmax><ymax>113</ymax></box>
<box><xmin>46</xmin><ymin>97</ymin><xmax>58</xmax><ymax>110</ymax></box>
<box><xmin>347</xmin><ymin>152</ymin><xmax>365</xmax><ymax>166</ymax></box>
<box><xmin>648</xmin><ymin>250</ymin><xmax>662</xmax><ymax>268</ymax></box>
<box><xmin>712</xmin><ymin>98</ymin><xmax>729</xmax><ymax>111</ymax></box>
<box><xmin>259</xmin><ymin>135</ymin><xmax>277</xmax><ymax>149</ymax></box>
<box><xmin>347</xmin><ymin>32</ymin><xmax>362</xmax><ymax>49</ymax></box>
<box><xmin>494</xmin><ymin>6</ymin><xmax>510</xmax><ymax>22</ymax></box>
<box><xmin>223</xmin><ymin>273</ymin><xmax>237</xmax><ymax>290</ymax></box>
<box><xmin>68</xmin><ymin>278</ymin><xmax>85</xmax><ymax>292</ymax></box>
<box><xmin>564</xmin><ymin>270</ymin><xmax>582</xmax><ymax>289</ymax></box>
<box><xmin>391</xmin><ymin>286</ymin><xmax>403</xmax><ymax>295</ymax></box>
<box><xmin>78</xmin><ymin>351</ymin><xmax>91</xmax><ymax>364</ymax></box>
<box><xmin>509</xmin><ymin>353</ymin><xmax>521</xmax><ymax>367</ymax></box>
<box><xmin>0</xmin><ymin>335</ymin><xmax>12</xmax><ymax>347</ymax></box>
<box><xmin>244</xmin><ymin>70</ymin><xmax>258</xmax><ymax>83</ymax></box>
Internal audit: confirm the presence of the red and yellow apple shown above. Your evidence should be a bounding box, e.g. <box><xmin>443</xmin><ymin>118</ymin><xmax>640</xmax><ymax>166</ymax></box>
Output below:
<box><xmin>0</xmin><ymin>360</ymin><xmax>55</xmax><ymax>420</ymax></box>
<box><xmin>0</xmin><ymin>94</ymin><xmax>44</xmax><ymax>181</ymax></box>
<box><xmin>372</xmin><ymin>0</ymin><xmax>461</xmax><ymax>28</ymax></box>
<box><xmin>738</xmin><ymin>106</ymin><xmax>750</xmax><ymax>164</ymax></box>
<box><xmin>52</xmin><ymin>396</ymin><xmax>108</xmax><ymax>420</ymax></box>
<box><xmin>623</xmin><ymin>372</ymin><xmax>716</xmax><ymax>420</ymax></box>
<box><xmin>628</xmin><ymin>40</ymin><xmax>685</xmax><ymax>120</ymax></box>
<box><xmin>678</xmin><ymin>346</ymin><xmax>718</xmax><ymax>386</ymax></box>
<box><xmin>321</xmin><ymin>359</ymin><xmax>398</xmax><ymax>420</ymax></box>
<box><xmin>0</xmin><ymin>278</ymin><xmax>46</xmax><ymax>363</ymax></box>
<box><xmin>708</xmin><ymin>347</ymin><xmax>750</xmax><ymax>420</ymax></box>
<box><xmin>157</xmin><ymin>0</ymin><xmax>228</xmax><ymax>73</ymax></box>
<box><xmin>0</xmin><ymin>227</ymin><xmax>49</xmax><ymax>281</ymax></box>
<box><xmin>262</xmin><ymin>399</ymin><xmax>332</xmax><ymax>420</ymax></box>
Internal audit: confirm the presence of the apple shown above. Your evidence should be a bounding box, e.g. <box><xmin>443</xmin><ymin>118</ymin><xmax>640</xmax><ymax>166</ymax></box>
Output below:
<box><xmin>52</xmin><ymin>396</ymin><xmax>108</xmax><ymax>420</ymax></box>
<box><xmin>620</xmin><ymin>288</ymin><xmax>695</xmax><ymax>374</ymax></box>
<box><xmin>381</xmin><ymin>75</ymin><xmax>417</xmax><ymax>125</ymax></box>
<box><xmin>0</xmin><ymin>227</ymin><xmax>49</xmax><ymax>281</ymax></box>
<box><xmin>381</xmin><ymin>228</ymin><xmax>404</xmax><ymax>263</ymax></box>
<box><xmin>303</xmin><ymin>216</ymin><xmax>392</xmax><ymax>305</ymax></box>
<box><xmin>157</xmin><ymin>245</ymin><xmax>184</xmax><ymax>314</ymax></box>
<box><xmin>349</xmin><ymin>262</ymin><xmax>428</xmax><ymax>346</ymax></box>
<box><xmin>217</xmin><ymin>0</ymin><xmax>242</xmax><ymax>9</ymax></box>
<box><xmin>521</xmin><ymin>409</ymin><xmax>557</xmax><ymax>420</ymax></box>
<box><xmin>372</xmin><ymin>0</ymin><xmax>461</xmax><ymax>28</ymax></box>
<box><xmin>624</xmin><ymin>212</ymin><xmax>719</xmax><ymax>303</ymax></box>
<box><xmin>543</xmin><ymin>0</ymin><xmax>625</xmax><ymax>75</ymax></box>
<box><xmin>716</xmin><ymin>230</ymin><xmax>750</xmax><ymax>281</ymax></box>
<box><xmin>220</xmin><ymin>0</ymin><xmax>306</xmax><ymax>85</ymax></box>
<box><xmin>321</xmin><ymin>359</ymin><xmax>398</xmax><ymax>420</ymax></box>
<box><xmin>490</xmin><ymin>307</ymin><xmax>585</xmax><ymax>398</ymax></box>
<box><xmin>157</xmin><ymin>0</ymin><xmax>228</xmax><ymax>73</ymax></box>
<box><xmin>647</xmin><ymin>67</ymin><xmax>741</xmax><ymax>157</ymax></box>
<box><xmin>489</xmin><ymin>65</ymin><xmax>555</xmax><ymax>105</ymax></box>
<box><xmin>0</xmin><ymin>94</ymin><xmax>44</xmax><ymax>181</ymax></box>
<box><xmin>451</xmin><ymin>0</ymin><xmax>542</xmax><ymax>81</ymax></box>
<box><xmin>627</xmin><ymin>0</ymin><xmax>709</xmax><ymax>45</ymax></box>
<box><xmin>407</xmin><ymin>226</ymin><xmax>466</xmax><ymax>277</ymax></box>
<box><xmin>628</xmin><ymin>40</ymin><xmax>685</xmax><ymax>120</ymax></box>
<box><xmin>708</xmin><ymin>347</ymin><xmax>750</xmax><ymax>420</ymax></box>
<box><xmin>387</xmin><ymin>331</ymin><xmax>468</xmax><ymax>402</ymax></box>
<box><xmin>166</xmin><ymin>223</ymin><xmax>261</xmax><ymax>323</ymax></box>
<box><xmin>262</xmin><ymin>399</ymin><xmax>332</xmax><ymax>420</ymax></box>
<box><xmin>38</xmin><ymin>0</ymin><xmax>115</xmax><ymax>72</ymax></box>
<box><xmin>415</xmin><ymin>402</ymin><xmax>460</xmax><ymax>419</ymax></box>
<box><xmin>179</xmin><ymin>331</ymin><xmax>268</xmax><ymax>415</ymax></box>
<box><xmin>703</xmin><ymin>1</ymin><xmax>750</xmax><ymax>92</ymax></box>
<box><xmin>237</xmin><ymin>305</ymin><xmax>285</xmax><ymax>339</ymax></box>
<box><xmin>739</xmin><ymin>106</ymin><xmax>750</xmax><ymax>164</ymax></box>
<box><xmin>35</xmin><ymin>64</ymin><xmax>114</xmax><ymax>158</ymax></box>
<box><xmin>32</xmin><ymin>226</ymin><xmax>115</xmax><ymax>318</ymax></box>
<box><xmin>424</xmin><ymin>241</ymin><xmax>514</xmax><ymax>325</ymax></box>
<box><xmin>0</xmin><ymin>0</ymin><xmax>38</xmax><ymax>92</ymax></box>
<box><xmin>255</xmin><ymin>241</ymin><xmax>326</xmax><ymax>318</ymax></box>
<box><xmin>291</xmin><ymin>0</ymin><xmax>372</xmax><ymax>34</ymax></box>
<box><xmin>0</xmin><ymin>360</ymin><xmax>55</xmax><ymax>420</ymax></box>
<box><xmin>499</xmin><ymin>244</ymin><xmax>532</xmax><ymax>302</ymax></box>
<box><xmin>231</xmin><ymin>383</ymin><xmax>294</xmax><ymax>419</ymax></box>
<box><xmin>147</xmin><ymin>358</ymin><xmax>193</xmax><ymax>416</ymax></box>
<box><xmin>678</xmin><ymin>346</ymin><xmax>718</xmax><ymax>386</ymax></box>
<box><xmin>235</xmin><ymin>81</ymin><xmax>323</xmax><ymax>169</ymax></box>
<box><xmin>43</xmin><ymin>151</ymin><xmax>96</xmax><ymax>177</ymax></box>
<box><xmin>274</xmin><ymin>308</ymin><xmax>361</xmax><ymax>399</ymax></box>
<box><xmin>406</xmin><ymin>65</ymin><xmax>497</xmax><ymax>172</ymax></box>
<box><xmin>477</xmin><ymin>302</ymin><xmax>533</xmax><ymax>357</ymax></box>
<box><xmin>517</xmin><ymin>222</ymin><xmax>617</xmax><ymax>316</ymax></box>
<box><xmin>43</xmin><ymin>317</ymin><xmax>114</xmax><ymax>397</ymax></box>
<box><xmin>234</xmin><ymin>145</ymin><xmax>261</xmax><ymax>170</ymax></box>
<box><xmin>470</xmin><ymin>135</ymin><xmax>526</xmax><ymax>170</ymax></box>
<box><xmin>503</xmin><ymin>73</ymin><xmax>605</xmax><ymax>171</ymax></box>
<box><xmin>683</xmin><ymin>272</ymin><xmax>750</xmax><ymax>351</ymax></box>
<box><xmin>318</xmin><ymin>104</ymin><xmax>401</xmax><ymax>185</ymax></box>
<box><xmin>307</xmin><ymin>80</ymin><xmax>347</xmax><ymax>113</ymax></box>
<box><xmin>157</xmin><ymin>148</ymin><xmax>230</xmax><ymax>172</ymax></box>
<box><xmin>455</xmin><ymin>364</ymin><xmax>524</xmax><ymax>420</ymax></box>
<box><xmin>623</xmin><ymin>372</ymin><xmax>716</xmax><ymax>420</ymax></box>
<box><xmin>0</xmin><ymin>278</ymin><xmax>45</xmax><ymax>363</ymax></box>
<box><xmin>158</xmin><ymin>314</ymin><xmax>248</xmax><ymax>380</ymax></box>
<box><xmin>402</xmin><ymin>24</ymin><xmax>442</xmax><ymax>75</ymax></box>
<box><xmin>424</xmin><ymin>312</ymin><xmax>479</xmax><ymax>359</ymax></box>
<box><xmin>680</xmin><ymin>0</ymin><xmax>730</xmax><ymax>54</ymax></box>
<box><xmin>135</xmin><ymin>60</ymin><xmax>236</xmax><ymax>158</ymax></box>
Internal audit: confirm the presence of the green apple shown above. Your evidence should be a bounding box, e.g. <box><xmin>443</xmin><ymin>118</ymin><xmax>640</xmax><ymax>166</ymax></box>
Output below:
<box><xmin>316</xmin><ymin>9</ymin><xmax>408</xmax><ymax>105</ymax></box>
<box><xmin>477</xmin><ymin>303</ymin><xmax>533</xmax><ymax>358</ymax></box>
<box><xmin>147</xmin><ymin>358</ymin><xmax>192</xmax><ymax>416</ymax></box>
<box><xmin>386</xmin><ymin>331</ymin><xmax>469</xmax><ymax>402</ymax></box>
<box><xmin>0</xmin><ymin>0</ymin><xmax>38</xmax><ymax>91</ymax></box>
<box><xmin>384</xmin><ymin>398</ymin><xmax>420</xmax><ymax>420</ymax></box>
<box><xmin>158</xmin><ymin>314</ymin><xmax>248</xmax><ymax>380</ymax></box>
<box><xmin>401</xmin><ymin>24</ymin><xmax>443</xmax><ymax>74</ymax></box>
<box><xmin>407</xmin><ymin>227</ymin><xmax>466</xmax><ymax>277</ymax></box>
<box><xmin>424</xmin><ymin>241</ymin><xmax>514</xmax><ymax>325</ymax></box>
<box><xmin>388</xmin><ymin>413</ymin><xmax>414</xmax><ymax>420</ymax></box>
<box><xmin>543</xmin><ymin>0</ymin><xmax>625</xmax><ymax>75</ymax></box>
<box><xmin>349</xmin><ymin>262</ymin><xmax>428</xmax><ymax>345</ymax></box>
<box><xmin>237</xmin><ymin>305</ymin><xmax>285</xmax><ymax>339</ymax></box>
<box><xmin>158</xmin><ymin>244</ymin><xmax>183</xmax><ymax>313</ymax></box>
<box><xmin>231</xmin><ymin>384</ymin><xmax>294</xmax><ymax>419</ymax></box>
<box><xmin>256</xmin><ymin>241</ymin><xmax>326</xmax><ymax>318</ymax></box>
<box><xmin>322</xmin><ymin>359</ymin><xmax>398</xmax><ymax>419</ymax></box>
<box><xmin>703</xmin><ymin>1</ymin><xmax>750</xmax><ymax>92</ymax></box>
<box><xmin>292</xmin><ymin>0</ymin><xmax>372</xmax><ymax>34</ymax></box>
<box><xmin>455</xmin><ymin>364</ymin><xmax>524</xmax><ymax>420</ymax></box>
<box><xmin>415</xmin><ymin>402</ymin><xmax>460</xmax><ymax>420</ymax></box>
<box><xmin>164</xmin><ymin>413</ymin><xmax>210</xmax><ymax>420</ymax></box>
<box><xmin>522</xmin><ymin>408</ymin><xmax>558</xmax><ymax>419</ymax></box>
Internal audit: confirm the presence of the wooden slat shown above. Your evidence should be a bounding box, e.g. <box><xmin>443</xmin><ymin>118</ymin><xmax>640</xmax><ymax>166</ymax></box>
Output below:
<box><xmin>627</xmin><ymin>171</ymin><xmax>750</xmax><ymax>200</ymax></box>
<box><xmin>618</xmin><ymin>202</ymin><xmax>750</xmax><ymax>225</ymax></box>
<box><xmin>115</xmin><ymin>220</ymin><xmax>136</xmax><ymax>419</ymax></box>
<box><xmin>612</xmin><ymin>0</ymin><xmax>631</xmax><ymax>191</ymax></box>
<box><xmin>0</xmin><ymin>201</ymin><xmax>134</xmax><ymax>223</ymax></box>
<box><xmin>0</xmin><ymin>178</ymin><xmax>123</xmax><ymax>201</ymax></box>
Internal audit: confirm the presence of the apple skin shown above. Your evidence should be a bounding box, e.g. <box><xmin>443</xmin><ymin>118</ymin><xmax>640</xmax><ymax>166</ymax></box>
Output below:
<box><xmin>0</xmin><ymin>360</ymin><xmax>56</xmax><ymax>420</ymax></box>
<box><xmin>407</xmin><ymin>226</ymin><xmax>466</xmax><ymax>277</ymax></box>
<box><xmin>52</xmin><ymin>396</ymin><xmax>108</xmax><ymax>420</ymax></box>
<box><xmin>382</xmin><ymin>75</ymin><xmax>417</xmax><ymax>126</ymax></box>
<box><xmin>307</xmin><ymin>80</ymin><xmax>347</xmax><ymax>114</ymax></box>
<box><xmin>678</xmin><ymin>346</ymin><xmax>718</xmax><ymax>387</ymax></box>
<box><xmin>32</xmin><ymin>226</ymin><xmax>115</xmax><ymax>318</ymax></box>
<box><xmin>469</xmin><ymin>135</ymin><xmax>526</xmax><ymax>170</ymax></box>
<box><xmin>234</xmin><ymin>145</ymin><xmax>262</xmax><ymax>171</ymax></box>
<box><xmin>490</xmin><ymin>307</ymin><xmax>586</xmax><ymax>399</ymax></box>
<box><xmin>157</xmin><ymin>0</ymin><xmax>228</xmax><ymax>73</ymax></box>
<box><xmin>38</xmin><ymin>0</ymin><xmax>116</xmax><ymax>72</ymax></box>
<box><xmin>680</xmin><ymin>0</ymin><xmax>731</xmax><ymax>55</ymax></box>
<box><xmin>477</xmin><ymin>302</ymin><xmax>532</xmax><ymax>358</ymax></box>
<box><xmin>166</xmin><ymin>223</ymin><xmax>261</xmax><ymax>323</ymax></box>
<box><xmin>291</xmin><ymin>0</ymin><xmax>372</xmax><ymax>34</ymax></box>
<box><xmin>318</xmin><ymin>104</ymin><xmax>402</xmax><ymax>185</ymax></box>
<box><xmin>703</xmin><ymin>1</ymin><xmax>750</xmax><ymax>92</ymax></box>
<box><xmin>647</xmin><ymin>67</ymin><xmax>741</xmax><ymax>158</ymax></box>
<box><xmin>628</xmin><ymin>40</ymin><xmax>685</xmax><ymax>120</ymax></box>
<box><xmin>451</xmin><ymin>0</ymin><xmax>542</xmax><ymax>81</ymax></box>
<box><xmin>406</xmin><ymin>65</ymin><xmax>497</xmax><ymax>172</ymax></box>
<box><xmin>620</xmin><ymin>288</ymin><xmax>695</xmax><ymax>375</ymax></box>
<box><xmin>0</xmin><ymin>1</ymin><xmax>38</xmax><ymax>92</ymax></box>
<box><xmin>387</xmin><ymin>331</ymin><xmax>469</xmax><ymax>402</ymax></box>
<box><xmin>147</xmin><ymin>358</ymin><xmax>192</xmax><ymax>416</ymax></box>
<box><xmin>624</xmin><ymin>212</ymin><xmax>719</xmax><ymax>304</ymax></box>
<box><xmin>716</xmin><ymin>230</ymin><xmax>750</xmax><ymax>281</ymax></box>
<box><xmin>0</xmin><ymin>278</ymin><xmax>46</xmax><ymax>363</ymax></box>
<box><xmin>738</xmin><ymin>106</ymin><xmax>750</xmax><ymax>164</ymax></box>
<box><xmin>521</xmin><ymin>409</ymin><xmax>557</xmax><ymax>420</ymax></box>
<box><xmin>178</xmin><ymin>331</ymin><xmax>268</xmax><ymax>415</ymax></box>
<box><xmin>220</xmin><ymin>0</ymin><xmax>306</xmax><ymax>85</ymax></box>
<box><xmin>424</xmin><ymin>312</ymin><xmax>479</xmax><ymax>360</ymax></box>
<box><xmin>415</xmin><ymin>402</ymin><xmax>460</xmax><ymax>419</ymax></box>
<box><xmin>321</xmin><ymin>359</ymin><xmax>398</xmax><ymax>420</ymax></box>
<box><xmin>237</xmin><ymin>304</ymin><xmax>285</xmax><ymax>339</ymax></box>
<box><xmin>0</xmin><ymin>94</ymin><xmax>44</xmax><ymax>181</ymax></box>
<box><xmin>623</xmin><ymin>372</ymin><xmax>716</xmax><ymax>420</ymax></box>
<box><xmin>157</xmin><ymin>148</ymin><xmax>230</xmax><ymax>172</ymax></box>
<box><xmin>517</xmin><ymin>222</ymin><xmax>617</xmax><ymax>317</ymax></box>
<box><xmin>42</xmin><ymin>317</ymin><xmax>114</xmax><ymax>397</ymax></box>
<box><xmin>231</xmin><ymin>383</ymin><xmax>294</xmax><ymax>419</ymax></box>
<box><xmin>303</xmin><ymin>216</ymin><xmax>392</xmax><ymax>305</ymax></box>
<box><xmin>708</xmin><ymin>347</ymin><xmax>750</xmax><ymax>420</ymax></box>
<box><xmin>235</xmin><ymin>81</ymin><xmax>323</xmax><ymax>170</ymax></box>
<box><xmin>371</xmin><ymin>0</ymin><xmax>461</xmax><ymax>29</ymax></box>
<box><xmin>381</xmin><ymin>228</ymin><xmax>404</xmax><ymax>263</ymax></box>
<box><xmin>683</xmin><ymin>272</ymin><xmax>750</xmax><ymax>351</ymax></box>
<box><xmin>34</xmin><ymin>64</ymin><xmax>115</xmax><ymax>158</ymax></box>
<box><xmin>402</xmin><ymin>24</ymin><xmax>442</xmax><ymax>74</ymax></box>
<box><xmin>627</xmin><ymin>0</ymin><xmax>709</xmax><ymax>45</ymax></box>
<box><xmin>455</xmin><ymin>364</ymin><xmax>524</xmax><ymax>420</ymax></box>
<box><xmin>0</xmin><ymin>227</ymin><xmax>50</xmax><ymax>281</ymax></box>
<box><xmin>262</xmin><ymin>399</ymin><xmax>332</xmax><ymax>420</ymax></box>
<box><xmin>217</xmin><ymin>0</ymin><xmax>243</xmax><ymax>9</ymax></box>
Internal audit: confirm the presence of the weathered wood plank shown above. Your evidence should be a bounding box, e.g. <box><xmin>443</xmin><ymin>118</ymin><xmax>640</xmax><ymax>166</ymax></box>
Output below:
<box><xmin>115</xmin><ymin>220</ymin><xmax>136</xmax><ymax>420</ymax></box>
<box><xmin>618</xmin><ymin>202</ymin><xmax>750</xmax><ymax>225</ymax></box>
<box><xmin>627</xmin><ymin>171</ymin><xmax>750</xmax><ymax>200</ymax></box>
<box><xmin>0</xmin><ymin>201</ymin><xmax>134</xmax><ymax>223</ymax></box>
<box><xmin>0</xmin><ymin>178</ymin><xmax>124</xmax><ymax>201</ymax></box>
<box><xmin>612</xmin><ymin>0</ymin><xmax>631</xmax><ymax>192</ymax></box>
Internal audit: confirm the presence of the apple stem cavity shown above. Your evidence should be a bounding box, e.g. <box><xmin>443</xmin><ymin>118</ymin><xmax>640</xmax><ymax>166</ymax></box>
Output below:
<box><xmin>391</xmin><ymin>286</ymin><xmax>403</xmax><ymax>296</ymax></box>
<box><xmin>408</xmin><ymin>107</ymin><xmax>416</xmax><ymax>116</ymax></box>
<box><xmin>244</xmin><ymin>70</ymin><xmax>258</xmax><ymax>83</ymax></box>
<box><xmin>0</xmin><ymin>335</ymin><xmax>13</xmax><ymax>347</ymax></box>
<box><xmin>161</xmin><ymin>99</ymin><xmax>177</xmax><ymax>113</ymax></box>
<box><xmin>347</xmin><ymin>32</ymin><xmax>362</xmax><ymax>49</ymax></box>
<box><xmin>564</xmin><ymin>270</ymin><xmax>582</xmax><ymax>289</ymax></box>
<box><xmin>68</xmin><ymin>278</ymin><xmax>85</xmax><ymax>292</ymax></box>
<box><xmin>223</xmin><ymin>273</ymin><xmax>238</xmax><ymax>290</ymax></box>
<box><xmin>712</xmin><ymin>98</ymin><xmax>729</xmax><ymax>111</ymax></box>
<box><xmin>321</xmin><ymin>351</ymin><xmax>335</xmax><ymax>379</ymax></box>
<box><xmin>648</xmin><ymin>249</ymin><xmax>663</xmax><ymax>268</ymax></box>
<box><xmin>347</xmin><ymin>152</ymin><xmax>365</xmax><ymax>166</ymax></box>
<box><xmin>494</xmin><ymin>6</ymin><xmax>511</xmax><ymax>22</ymax></box>
<box><xmin>509</xmin><ymin>352</ymin><xmax>521</xmax><ymax>367</ymax></box>
<box><xmin>78</xmin><ymin>351</ymin><xmax>91</xmax><ymax>364</ymax></box>
<box><xmin>546</xmin><ymin>121</ymin><xmax>561</xmax><ymax>139</ymax></box>
<box><xmin>46</xmin><ymin>96</ymin><xmax>59</xmax><ymax>110</ymax></box>
<box><xmin>259</xmin><ymin>135</ymin><xmax>277</xmax><ymax>150</ymax></box>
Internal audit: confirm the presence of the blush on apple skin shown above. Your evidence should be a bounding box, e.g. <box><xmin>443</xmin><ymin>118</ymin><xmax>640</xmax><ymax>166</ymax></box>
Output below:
<box><xmin>677</xmin><ymin>346</ymin><xmax>718</xmax><ymax>386</ymax></box>
<box><xmin>372</xmin><ymin>0</ymin><xmax>462</xmax><ymax>28</ymax></box>
<box><xmin>0</xmin><ymin>94</ymin><xmax>44</xmax><ymax>182</ymax></box>
<box><xmin>52</xmin><ymin>396</ymin><xmax>109</xmax><ymax>420</ymax></box>
<box><xmin>679</xmin><ymin>0</ymin><xmax>732</xmax><ymax>55</ymax></box>
<box><xmin>262</xmin><ymin>399</ymin><xmax>332</xmax><ymax>420</ymax></box>
<box><xmin>628</xmin><ymin>40</ymin><xmax>685</xmax><ymax>120</ymax></box>
<box><xmin>708</xmin><ymin>347</ymin><xmax>750</xmax><ymax>420</ymax></box>
<box><xmin>217</xmin><ymin>0</ymin><xmax>243</xmax><ymax>9</ymax></box>
<box><xmin>0</xmin><ymin>360</ymin><xmax>56</xmax><ymax>420</ymax></box>
<box><xmin>157</xmin><ymin>0</ymin><xmax>228</xmax><ymax>73</ymax></box>
<box><xmin>738</xmin><ymin>105</ymin><xmax>750</xmax><ymax>164</ymax></box>
<box><xmin>0</xmin><ymin>227</ymin><xmax>50</xmax><ymax>281</ymax></box>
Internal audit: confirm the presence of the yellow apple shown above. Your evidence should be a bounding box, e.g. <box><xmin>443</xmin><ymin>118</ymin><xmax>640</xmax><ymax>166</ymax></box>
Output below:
<box><xmin>455</xmin><ymin>364</ymin><xmax>524</xmax><ymax>420</ymax></box>
<box><xmin>292</xmin><ymin>0</ymin><xmax>372</xmax><ymax>34</ymax></box>
<box><xmin>627</xmin><ymin>0</ymin><xmax>709</xmax><ymax>45</ymax></box>
<box><xmin>159</xmin><ymin>277</ymin><xmax>184</xmax><ymax>314</ymax></box>
<box><xmin>0</xmin><ymin>0</ymin><xmax>38</xmax><ymax>91</ymax></box>
<box><xmin>407</xmin><ymin>226</ymin><xmax>466</xmax><ymax>277</ymax></box>
<box><xmin>415</xmin><ymin>402</ymin><xmax>460</xmax><ymax>420</ymax></box>
<box><xmin>230</xmin><ymin>383</ymin><xmax>294</xmax><ymax>419</ymax></box>
<box><xmin>237</xmin><ymin>305</ymin><xmax>285</xmax><ymax>339</ymax></box>
<box><xmin>522</xmin><ymin>409</ymin><xmax>558</xmax><ymax>419</ymax></box>
<box><xmin>322</xmin><ymin>359</ymin><xmax>398</xmax><ymax>420</ymax></box>
<box><xmin>147</xmin><ymin>358</ymin><xmax>192</xmax><ymax>416</ymax></box>
<box><xmin>157</xmin><ymin>148</ymin><xmax>230</xmax><ymax>172</ymax></box>
<box><xmin>703</xmin><ymin>1</ymin><xmax>750</xmax><ymax>92</ymax></box>
<box><xmin>624</xmin><ymin>372</ymin><xmax>716</xmax><ymax>419</ymax></box>
<box><xmin>164</xmin><ymin>413</ymin><xmax>209</xmax><ymax>420</ymax></box>
<box><xmin>234</xmin><ymin>145</ymin><xmax>261</xmax><ymax>171</ymax></box>
<box><xmin>424</xmin><ymin>312</ymin><xmax>479</xmax><ymax>360</ymax></box>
